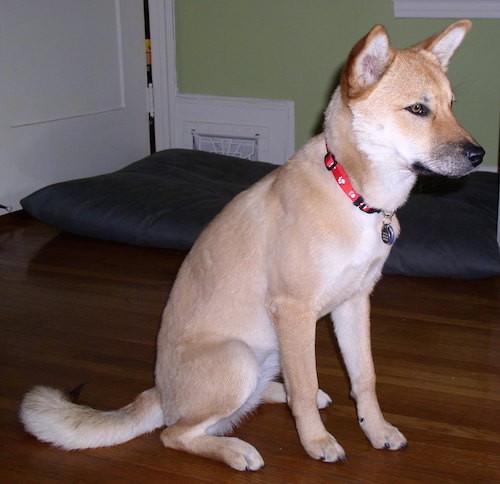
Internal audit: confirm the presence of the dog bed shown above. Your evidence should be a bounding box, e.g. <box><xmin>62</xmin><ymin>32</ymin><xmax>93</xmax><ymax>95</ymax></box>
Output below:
<box><xmin>21</xmin><ymin>149</ymin><xmax>276</xmax><ymax>251</ymax></box>
<box><xmin>21</xmin><ymin>149</ymin><xmax>500</xmax><ymax>278</ymax></box>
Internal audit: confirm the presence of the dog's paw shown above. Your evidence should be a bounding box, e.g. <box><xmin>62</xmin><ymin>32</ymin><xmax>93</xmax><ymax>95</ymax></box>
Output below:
<box><xmin>303</xmin><ymin>432</ymin><xmax>346</xmax><ymax>463</ymax></box>
<box><xmin>317</xmin><ymin>389</ymin><xmax>333</xmax><ymax>409</ymax></box>
<box><xmin>225</xmin><ymin>440</ymin><xmax>265</xmax><ymax>471</ymax></box>
<box><xmin>360</xmin><ymin>419</ymin><xmax>408</xmax><ymax>451</ymax></box>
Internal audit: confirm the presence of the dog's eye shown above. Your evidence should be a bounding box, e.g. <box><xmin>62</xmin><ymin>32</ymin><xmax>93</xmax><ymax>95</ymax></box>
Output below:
<box><xmin>405</xmin><ymin>103</ymin><xmax>429</xmax><ymax>116</ymax></box>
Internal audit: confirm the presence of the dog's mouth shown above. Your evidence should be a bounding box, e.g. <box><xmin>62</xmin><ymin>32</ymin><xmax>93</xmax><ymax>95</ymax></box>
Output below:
<box><xmin>411</xmin><ymin>142</ymin><xmax>484</xmax><ymax>178</ymax></box>
<box><xmin>411</xmin><ymin>162</ymin><xmax>438</xmax><ymax>176</ymax></box>
<box><xmin>411</xmin><ymin>161</ymin><xmax>472</xmax><ymax>178</ymax></box>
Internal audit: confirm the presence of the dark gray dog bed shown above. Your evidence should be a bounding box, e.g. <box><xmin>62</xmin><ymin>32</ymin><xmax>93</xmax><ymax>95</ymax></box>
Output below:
<box><xmin>21</xmin><ymin>149</ymin><xmax>500</xmax><ymax>278</ymax></box>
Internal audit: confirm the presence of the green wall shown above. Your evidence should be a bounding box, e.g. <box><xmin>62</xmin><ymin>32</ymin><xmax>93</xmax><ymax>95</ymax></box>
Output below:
<box><xmin>175</xmin><ymin>0</ymin><xmax>499</xmax><ymax>169</ymax></box>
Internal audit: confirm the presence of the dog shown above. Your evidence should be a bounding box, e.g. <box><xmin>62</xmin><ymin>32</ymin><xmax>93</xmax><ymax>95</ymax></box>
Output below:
<box><xmin>20</xmin><ymin>20</ymin><xmax>484</xmax><ymax>471</ymax></box>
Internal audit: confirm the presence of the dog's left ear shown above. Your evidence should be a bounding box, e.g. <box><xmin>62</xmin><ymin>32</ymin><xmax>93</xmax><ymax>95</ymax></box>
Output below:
<box><xmin>344</xmin><ymin>25</ymin><xmax>394</xmax><ymax>98</ymax></box>
<box><xmin>414</xmin><ymin>20</ymin><xmax>472</xmax><ymax>70</ymax></box>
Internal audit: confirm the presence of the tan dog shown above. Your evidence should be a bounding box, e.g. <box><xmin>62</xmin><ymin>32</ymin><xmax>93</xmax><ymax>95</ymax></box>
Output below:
<box><xmin>20</xmin><ymin>21</ymin><xmax>484</xmax><ymax>471</ymax></box>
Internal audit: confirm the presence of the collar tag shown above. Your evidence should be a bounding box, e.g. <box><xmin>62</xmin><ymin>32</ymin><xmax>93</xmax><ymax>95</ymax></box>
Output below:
<box><xmin>381</xmin><ymin>212</ymin><xmax>396</xmax><ymax>245</ymax></box>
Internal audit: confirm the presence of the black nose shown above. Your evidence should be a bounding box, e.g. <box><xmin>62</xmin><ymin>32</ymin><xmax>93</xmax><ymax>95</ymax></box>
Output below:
<box><xmin>465</xmin><ymin>143</ymin><xmax>485</xmax><ymax>167</ymax></box>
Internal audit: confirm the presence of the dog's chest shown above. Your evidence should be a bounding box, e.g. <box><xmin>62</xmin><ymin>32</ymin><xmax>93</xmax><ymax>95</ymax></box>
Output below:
<box><xmin>318</xmin><ymin>215</ymin><xmax>394</xmax><ymax>310</ymax></box>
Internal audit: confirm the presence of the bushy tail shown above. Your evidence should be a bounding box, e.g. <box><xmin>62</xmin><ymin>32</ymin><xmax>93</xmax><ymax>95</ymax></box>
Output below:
<box><xmin>19</xmin><ymin>385</ymin><xmax>164</xmax><ymax>450</ymax></box>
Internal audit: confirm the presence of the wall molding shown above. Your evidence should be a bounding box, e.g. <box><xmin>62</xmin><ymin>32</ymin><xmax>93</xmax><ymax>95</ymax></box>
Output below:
<box><xmin>393</xmin><ymin>0</ymin><xmax>500</xmax><ymax>18</ymax></box>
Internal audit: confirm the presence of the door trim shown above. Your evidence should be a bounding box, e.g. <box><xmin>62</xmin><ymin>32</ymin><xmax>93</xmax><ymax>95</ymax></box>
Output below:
<box><xmin>148</xmin><ymin>0</ymin><xmax>177</xmax><ymax>150</ymax></box>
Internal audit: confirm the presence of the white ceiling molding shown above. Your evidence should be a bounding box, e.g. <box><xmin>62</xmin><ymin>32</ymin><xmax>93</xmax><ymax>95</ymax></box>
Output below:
<box><xmin>393</xmin><ymin>0</ymin><xmax>500</xmax><ymax>18</ymax></box>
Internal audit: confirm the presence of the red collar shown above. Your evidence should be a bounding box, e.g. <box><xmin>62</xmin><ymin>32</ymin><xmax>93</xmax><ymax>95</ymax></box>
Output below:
<box><xmin>324</xmin><ymin>147</ymin><xmax>381</xmax><ymax>214</ymax></box>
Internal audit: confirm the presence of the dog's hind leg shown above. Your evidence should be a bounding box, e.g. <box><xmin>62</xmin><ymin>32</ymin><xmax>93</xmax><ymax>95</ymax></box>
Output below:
<box><xmin>331</xmin><ymin>293</ymin><xmax>408</xmax><ymax>451</ymax></box>
<box><xmin>160</xmin><ymin>421</ymin><xmax>264</xmax><ymax>471</ymax></box>
<box><xmin>158</xmin><ymin>340</ymin><xmax>271</xmax><ymax>470</ymax></box>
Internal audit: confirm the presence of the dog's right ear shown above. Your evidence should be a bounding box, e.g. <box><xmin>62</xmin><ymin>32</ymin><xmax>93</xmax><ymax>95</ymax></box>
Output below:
<box><xmin>343</xmin><ymin>25</ymin><xmax>394</xmax><ymax>99</ymax></box>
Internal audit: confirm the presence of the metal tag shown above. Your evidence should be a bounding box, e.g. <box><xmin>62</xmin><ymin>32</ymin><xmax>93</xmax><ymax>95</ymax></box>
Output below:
<box><xmin>381</xmin><ymin>223</ymin><xmax>396</xmax><ymax>246</ymax></box>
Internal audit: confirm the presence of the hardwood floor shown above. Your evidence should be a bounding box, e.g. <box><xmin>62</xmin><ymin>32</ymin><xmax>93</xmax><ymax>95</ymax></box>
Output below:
<box><xmin>1</xmin><ymin>211</ymin><xmax>499</xmax><ymax>483</ymax></box>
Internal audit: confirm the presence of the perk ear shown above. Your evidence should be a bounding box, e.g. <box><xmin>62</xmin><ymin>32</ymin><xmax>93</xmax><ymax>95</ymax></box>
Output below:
<box><xmin>344</xmin><ymin>25</ymin><xmax>393</xmax><ymax>98</ymax></box>
<box><xmin>414</xmin><ymin>20</ymin><xmax>471</xmax><ymax>70</ymax></box>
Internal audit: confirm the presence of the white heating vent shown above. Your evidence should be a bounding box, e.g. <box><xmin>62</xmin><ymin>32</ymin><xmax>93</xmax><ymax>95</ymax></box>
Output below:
<box><xmin>192</xmin><ymin>131</ymin><xmax>259</xmax><ymax>161</ymax></box>
<box><xmin>174</xmin><ymin>94</ymin><xmax>294</xmax><ymax>165</ymax></box>
<box><xmin>186</xmin><ymin>120</ymin><xmax>265</xmax><ymax>160</ymax></box>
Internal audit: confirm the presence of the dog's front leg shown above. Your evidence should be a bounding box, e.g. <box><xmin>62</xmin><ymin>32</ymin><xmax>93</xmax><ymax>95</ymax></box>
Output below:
<box><xmin>331</xmin><ymin>294</ymin><xmax>408</xmax><ymax>450</ymax></box>
<box><xmin>271</xmin><ymin>301</ymin><xmax>345</xmax><ymax>462</ymax></box>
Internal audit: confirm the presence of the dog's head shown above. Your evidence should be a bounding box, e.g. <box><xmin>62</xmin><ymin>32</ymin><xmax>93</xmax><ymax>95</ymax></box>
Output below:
<box><xmin>337</xmin><ymin>20</ymin><xmax>484</xmax><ymax>177</ymax></box>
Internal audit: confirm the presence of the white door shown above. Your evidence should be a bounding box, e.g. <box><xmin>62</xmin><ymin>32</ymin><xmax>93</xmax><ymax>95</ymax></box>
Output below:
<box><xmin>0</xmin><ymin>0</ymin><xmax>150</xmax><ymax>212</ymax></box>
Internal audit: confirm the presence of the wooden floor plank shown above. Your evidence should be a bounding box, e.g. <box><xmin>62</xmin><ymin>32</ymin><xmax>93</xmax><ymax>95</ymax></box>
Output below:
<box><xmin>1</xmin><ymin>211</ymin><xmax>499</xmax><ymax>482</ymax></box>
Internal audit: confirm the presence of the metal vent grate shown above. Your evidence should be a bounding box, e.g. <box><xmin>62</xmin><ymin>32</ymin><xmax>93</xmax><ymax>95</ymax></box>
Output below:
<box><xmin>192</xmin><ymin>130</ymin><xmax>259</xmax><ymax>161</ymax></box>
